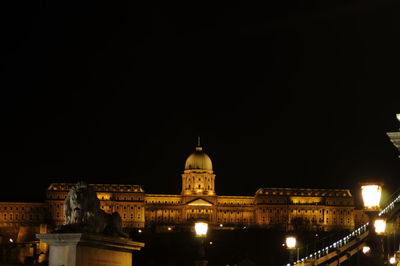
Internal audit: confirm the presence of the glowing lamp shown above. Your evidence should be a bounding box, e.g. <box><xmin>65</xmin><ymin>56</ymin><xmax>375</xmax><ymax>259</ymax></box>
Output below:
<box><xmin>389</xmin><ymin>256</ymin><xmax>396</xmax><ymax>264</ymax></box>
<box><xmin>361</xmin><ymin>184</ymin><xmax>382</xmax><ymax>211</ymax></box>
<box><xmin>286</xmin><ymin>236</ymin><xmax>296</xmax><ymax>249</ymax></box>
<box><xmin>373</xmin><ymin>218</ymin><xmax>386</xmax><ymax>235</ymax></box>
<box><xmin>195</xmin><ymin>222</ymin><xmax>208</xmax><ymax>237</ymax></box>
<box><xmin>9</xmin><ymin>238</ymin><xmax>13</xmax><ymax>243</ymax></box>
<box><xmin>396</xmin><ymin>114</ymin><xmax>400</xmax><ymax>122</ymax></box>
<box><xmin>362</xmin><ymin>246</ymin><xmax>371</xmax><ymax>254</ymax></box>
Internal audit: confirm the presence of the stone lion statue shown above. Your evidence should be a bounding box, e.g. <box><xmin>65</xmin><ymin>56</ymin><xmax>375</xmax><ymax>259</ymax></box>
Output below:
<box><xmin>55</xmin><ymin>181</ymin><xmax>128</xmax><ymax>238</ymax></box>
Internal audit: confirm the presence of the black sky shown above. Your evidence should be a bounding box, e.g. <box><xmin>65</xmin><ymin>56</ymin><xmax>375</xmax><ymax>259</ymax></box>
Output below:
<box><xmin>1</xmin><ymin>1</ymin><xmax>400</xmax><ymax>202</ymax></box>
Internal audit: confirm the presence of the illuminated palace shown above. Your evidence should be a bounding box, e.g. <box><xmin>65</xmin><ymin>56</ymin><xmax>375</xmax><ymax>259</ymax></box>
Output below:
<box><xmin>0</xmin><ymin>143</ymin><xmax>367</xmax><ymax>239</ymax></box>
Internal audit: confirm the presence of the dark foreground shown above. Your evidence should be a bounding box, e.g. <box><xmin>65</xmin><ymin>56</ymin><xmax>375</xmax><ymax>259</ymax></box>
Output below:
<box><xmin>130</xmin><ymin>227</ymin><xmax>372</xmax><ymax>266</ymax></box>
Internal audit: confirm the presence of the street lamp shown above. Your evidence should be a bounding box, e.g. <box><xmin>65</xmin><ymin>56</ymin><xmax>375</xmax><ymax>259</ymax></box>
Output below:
<box><xmin>194</xmin><ymin>221</ymin><xmax>208</xmax><ymax>266</ymax></box>
<box><xmin>195</xmin><ymin>222</ymin><xmax>208</xmax><ymax>237</ymax></box>
<box><xmin>286</xmin><ymin>236</ymin><xmax>296</xmax><ymax>249</ymax></box>
<box><xmin>286</xmin><ymin>236</ymin><xmax>297</xmax><ymax>265</ymax></box>
<box><xmin>362</xmin><ymin>246</ymin><xmax>371</xmax><ymax>254</ymax></box>
<box><xmin>373</xmin><ymin>218</ymin><xmax>386</xmax><ymax>235</ymax></box>
<box><xmin>361</xmin><ymin>182</ymin><xmax>385</xmax><ymax>265</ymax></box>
<box><xmin>361</xmin><ymin>184</ymin><xmax>382</xmax><ymax>211</ymax></box>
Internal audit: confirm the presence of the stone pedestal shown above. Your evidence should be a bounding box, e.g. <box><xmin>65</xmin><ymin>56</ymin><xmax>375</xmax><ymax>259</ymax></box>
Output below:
<box><xmin>36</xmin><ymin>233</ymin><xmax>144</xmax><ymax>266</ymax></box>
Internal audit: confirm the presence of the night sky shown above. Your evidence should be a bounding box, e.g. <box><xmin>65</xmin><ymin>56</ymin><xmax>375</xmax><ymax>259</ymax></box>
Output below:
<box><xmin>1</xmin><ymin>1</ymin><xmax>400</xmax><ymax>203</ymax></box>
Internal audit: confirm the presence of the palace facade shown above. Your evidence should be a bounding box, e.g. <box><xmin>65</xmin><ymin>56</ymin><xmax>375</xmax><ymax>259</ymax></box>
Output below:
<box><xmin>14</xmin><ymin>143</ymin><xmax>362</xmax><ymax>234</ymax></box>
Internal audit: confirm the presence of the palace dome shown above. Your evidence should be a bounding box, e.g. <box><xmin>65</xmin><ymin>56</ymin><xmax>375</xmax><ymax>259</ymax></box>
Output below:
<box><xmin>184</xmin><ymin>146</ymin><xmax>213</xmax><ymax>171</ymax></box>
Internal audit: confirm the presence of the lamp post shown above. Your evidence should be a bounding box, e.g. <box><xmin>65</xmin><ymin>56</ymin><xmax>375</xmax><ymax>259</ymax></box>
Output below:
<box><xmin>361</xmin><ymin>183</ymin><xmax>386</xmax><ymax>265</ymax></box>
<box><xmin>286</xmin><ymin>236</ymin><xmax>297</xmax><ymax>265</ymax></box>
<box><xmin>194</xmin><ymin>221</ymin><xmax>208</xmax><ymax>266</ymax></box>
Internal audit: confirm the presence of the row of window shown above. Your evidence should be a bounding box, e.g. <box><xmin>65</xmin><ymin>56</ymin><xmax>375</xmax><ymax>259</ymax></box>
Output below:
<box><xmin>0</xmin><ymin>213</ymin><xmax>40</xmax><ymax>221</ymax></box>
<box><xmin>148</xmin><ymin>216</ymin><xmax>181</xmax><ymax>222</ymax></box>
<box><xmin>218</xmin><ymin>202</ymin><xmax>250</xmax><ymax>205</ymax></box>
<box><xmin>48</xmin><ymin>194</ymin><xmax>143</xmax><ymax>201</ymax></box>
<box><xmin>186</xmin><ymin>184</ymin><xmax>212</xmax><ymax>189</ymax></box>
<box><xmin>186</xmin><ymin>177</ymin><xmax>212</xmax><ymax>182</ymax></box>
<box><xmin>258</xmin><ymin>191</ymin><xmax>348</xmax><ymax>197</ymax></box>
<box><xmin>102</xmin><ymin>196</ymin><xmax>142</xmax><ymax>201</ymax></box>
<box><xmin>0</xmin><ymin>206</ymin><xmax>44</xmax><ymax>211</ymax></box>
<box><xmin>326</xmin><ymin>210</ymin><xmax>351</xmax><ymax>215</ymax></box>
<box><xmin>52</xmin><ymin>204</ymin><xmax>142</xmax><ymax>210</ymax></box>
<box><xmin>257</xmin><ymin>208</ymin><xmax>353</xmax><ymax>215</ymax></box>
<box><xmin>149</xmin><ymin>210</ymin><xmax>178</xmax><ymax>213</ymax></box>
<box><xmin>115</xmin><ymin>205</ymin><xmax>141</xmax><ymax>210</ymax></box>
<box><xmin>217</xmin><ymin>218</ymin><xmax>253</xmax><ymax>223</ymax></box>
<box><xmin>288</xmin><ymin>215</ymin><xmax>353</xmax><ymax>225</ymax></box>
<box><xmin>122</xmin><ymin>213</ymin><xmax>141</xmax><ymax>220</ymax></box>
<box><xmin>147</xmin><ymin>200</ymin><xmax>181</xmax><ymax>204</ymax></box>
<box><xmin>261</xmin><ymin>216</ymin><xmax>286</xmax><ymax>223</ymax></box>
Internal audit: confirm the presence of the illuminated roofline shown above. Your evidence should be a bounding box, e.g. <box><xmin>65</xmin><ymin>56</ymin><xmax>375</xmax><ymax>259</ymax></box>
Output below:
<box><xmin>217</xmin><ymin>195</ymin><xmax>254</xmax><ymax>199</ymax></box>
<box><xmin>48</xmin><ymin>183</ymin><xmax>144</xmax><ymax>192</ymax></box>
<box><xmin>255</xmin><ymin>187</ymin><xmax>352</xmax><ymax>197</ymax></box>
<box><xmin>145</xmin><ymin>194</ymin><xmax>181</xmax><ymax>198</ymax></box>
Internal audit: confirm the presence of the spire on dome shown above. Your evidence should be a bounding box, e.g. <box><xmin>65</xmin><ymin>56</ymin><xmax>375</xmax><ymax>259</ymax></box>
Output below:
<box><xmin>196</xmin><ymin>136</ymin><xmax>202</xmax><ymax>151</ymax></box>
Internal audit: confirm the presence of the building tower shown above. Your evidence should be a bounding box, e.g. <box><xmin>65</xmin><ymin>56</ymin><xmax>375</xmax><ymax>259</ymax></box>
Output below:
<box><xmin>387</xmin><ymin>114</ymin><xmax>400</xmax><ymax>154</ymax></box>
<box><xmin>181</xmin><ymin>139</ymin><xmax>216</xmax><ymax>196</ymax></box>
